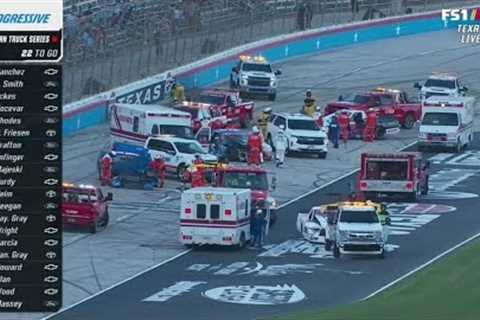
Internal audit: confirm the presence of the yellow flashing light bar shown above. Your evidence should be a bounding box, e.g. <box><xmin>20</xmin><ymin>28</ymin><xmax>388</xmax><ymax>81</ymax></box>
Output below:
<box><xmin>240</xmin><ymin>55</ymin><xmax>267</xmax><ymax>63</ymax></box>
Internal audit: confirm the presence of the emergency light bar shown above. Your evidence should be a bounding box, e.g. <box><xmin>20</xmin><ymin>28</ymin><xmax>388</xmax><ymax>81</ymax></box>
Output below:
<box><xmin>239</xmin><ymin>55</ymin><xmax>267</xmax><ymax>63</ymax></box>
<box><xmin>362</xmin><ymin>152</ymin><xmax>418</xmax><ymax>159</ymax></box>
<box><xmin>147</xmin><ymin>113</ymin><xmax>191</xmax><ymax>119</ymax></box>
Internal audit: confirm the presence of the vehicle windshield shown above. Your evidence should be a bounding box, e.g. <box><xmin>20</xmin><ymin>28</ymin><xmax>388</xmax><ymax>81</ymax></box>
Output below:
<box><xmin>63</xmin><ymin>188</ymin><xmax>97</xmax><ymax>204</ymax></box>
<box><xmin>222</xmin><ymin>133</ymin><xmax>248</xmax><ymax>145</ymax></box>
<box><xmin>242</xmin><ymin>63</ymin><xmax>272</xmax><ymax>73</ymax></box>
<box><xmin>197</xmin><ymin>95</ymin><xmax>225</xmax><ymax>105</ymax></box>
<box><xmin>422</xmin><ymin>112</ymin><xmax>459</xmax><ymax>126</ymax></box>
<box><xmin>365</xmin><ymin>160</ymin><xmax>408</xmax><ymax>180</ymax></box>
<box><xmin>174</xmin><ymin>141</ymin><xmax>206</xmax><ymax>154</ymax></box>
<box><xmin>340</xmin><ymin>210</ymin><xmax>379</xmax><ymax>223</ymax></box>
<box><xmin>342</xmin><ymin>94</ymin><xmax>371</xmax><ymax>104</ymax></box>
<box><xmin>160</xmin><ymin>125</ymin><xmax>193</xmax><ymax>139</ymax></box>
<box><xmin>288</xmin><ymin>119</ymin><xmax>319</xmax><ymax>130</ymax></box>
<box><xmin>425</xmin><ymin>79</ymin><xmax>455</xmax><ymax>89</ymax></box>
<box><xmin>223</xmin><ymin>172</ymin><xmax>269</xmax><ymax>190</ymax></box>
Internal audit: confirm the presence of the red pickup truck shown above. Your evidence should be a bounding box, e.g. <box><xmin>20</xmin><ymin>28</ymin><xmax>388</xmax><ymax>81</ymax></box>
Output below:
<box><xmin>194</xmin><ymin>88</ymin><xmax>255</xmax><ymax>127</ymax></box>
<box><xmin>62</xmin><ymin>183</ymin><xmax>113</xmax><ymax>233</ymax></box>
<box><xmin>324</xmin><ymin>88</ymin><xmax>421</xmax><ymax>129</ymax></box>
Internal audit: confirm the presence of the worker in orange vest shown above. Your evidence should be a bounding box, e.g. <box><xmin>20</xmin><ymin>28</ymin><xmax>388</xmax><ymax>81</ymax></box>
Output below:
<box><xmin>338</xmin><ymin>111</ymin><xmax>350</xmax><ymax>145</ymax></box>
<box><xmin>364</xmin><ymin>109</ymin><xmax>377</xmax><ymax>142</ymax></box>
<box><xmin>100</xmin><ymin>153</ymin><xmax>113</xmax><ymax>186</ymax></box>
<box><xmin>248</xmin><ymin>126</ymin><xmax>263</xmax><ymax>166</ymax></box>
<box><xmin>150</xmin><ymin>155</ymin><xmax>166</xmax><ymax>188</ymax></box>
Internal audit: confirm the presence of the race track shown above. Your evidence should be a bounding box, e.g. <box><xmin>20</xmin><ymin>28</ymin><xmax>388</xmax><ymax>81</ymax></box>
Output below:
<box><xmin>36</xmin><ymin>28</ymin><xmax>480</xmax><ymax>320</ymax></box>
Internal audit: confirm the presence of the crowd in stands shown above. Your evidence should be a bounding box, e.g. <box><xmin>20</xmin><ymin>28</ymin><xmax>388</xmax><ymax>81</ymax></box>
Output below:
<box><xmin>64</xmin><ymin>0</ymin><xmax>276</xmax><ymax>61</ymax></box>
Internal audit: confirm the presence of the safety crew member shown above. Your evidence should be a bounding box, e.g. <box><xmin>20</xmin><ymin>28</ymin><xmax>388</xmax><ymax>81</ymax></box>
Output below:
<box><xmin>303</xmin><ymin>90</ymin><xmax>316</xmax><ymax>117</ymax></box>
<box><xmin>248</xmin><ymin>126</ymin><xmax>263</xmax><ymax>166</ymax></box>
<box><xmin>150</xmin><ymin>155</ymin><xmax>166</xmax><ymax>188</ymax></box>
<box><xmin>171</xmin><ymin>78</ymin><xmax>185</xmax><ymax>103</ymax></box>
<box><xmin>100</xmin><ymin>153</ymin><xmax>113</xmax><ymax>186</ymax></box>
<box><xmin>338</xmin><ymin>111</ymin><xmax>350</xmax><ymax>145</ymax></box>
<box><xmin>328</xmin><ymin>115</ymin><xmax>340</xmax><ymax>149</ymax></box>
<box><xmin>258</xmin><ymin>107</ymin><xmax>272</xmax><ymax>140</ymax></box>
<box><xmin>364</xmin><ymin>109</ymin><xmax>377</xmax><ymax>142</ymax></box>
<box><xmin>274</xmin><ymin>125</ymin><xmax>288</xmax><ymax>168</ymax></box>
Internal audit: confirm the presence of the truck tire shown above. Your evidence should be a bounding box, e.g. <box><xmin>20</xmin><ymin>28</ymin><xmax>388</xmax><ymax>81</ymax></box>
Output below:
<box><xmin>101</xmin><ymin>209</ymin><xmax>110</xmax><ymax>228</ymax></box>
<box><xmin>237</xmin><ymin>232</ymin><xmax>246</xmax><ymax>249</ymax></box>
<box><xmin>408</xmin><ymin>190</ymin><xmax>417</xmax><ymax>202</ymax></box>
<box><xmin>378</xmin><ymin>249</ymin><xmax>385</xmax><ymax>259</ymax></box>
<box><xmin>376</xmin><ymin>127</ymin><xmax>386</xmax><ymax>139</ymax></box>
<box><xmin>324</xmin><ymin>239</ymin><xmax>332</xmax><ymax>251</ymax></box>
<box><xmin>333</xmin><ymin>243</ymin><xmax>340</xmax><ymax>258</ymax></box>
<box><xmin>269</xmin><ymin>93</ymin><xmax>276</xmax><ymax>101</ymax></box>
<box><xmin>421</xmin><ymin>178</ymin><xmax>429</xmax><ymax>195</ymax></box>
<box><xmin>403</xmin><ymin>113</ymin><xmax>415</xmax><ymax>129</ymax></box>
<box><xmin>318</xmin><ymin>152</ymin><xmax>327</xmax><ymax>159</ymax></box>
<box><xmin>89</xmin><ymin>220</ymin><xmax>98</xmax><ymax>234</ymax></box>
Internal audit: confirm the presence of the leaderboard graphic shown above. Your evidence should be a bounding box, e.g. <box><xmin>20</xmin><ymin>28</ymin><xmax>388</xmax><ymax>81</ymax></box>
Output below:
<box><xmin>0</xmin><ymin>0</ymin><xmax>62</xmax><ymax>312</ymax></box>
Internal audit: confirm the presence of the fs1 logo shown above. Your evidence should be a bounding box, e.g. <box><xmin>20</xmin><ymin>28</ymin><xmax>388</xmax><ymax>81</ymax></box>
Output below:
<box><xmin>442</xmin><ymin>8</ymin><xmax>480</xmax><ymax>21</ymax></box>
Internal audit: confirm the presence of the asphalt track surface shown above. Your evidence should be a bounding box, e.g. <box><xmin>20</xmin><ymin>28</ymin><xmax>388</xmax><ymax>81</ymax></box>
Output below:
<box><xmin>44</xmin><ymin>30</ymin><xmax>480</xmax><ymax>320</ymax></box>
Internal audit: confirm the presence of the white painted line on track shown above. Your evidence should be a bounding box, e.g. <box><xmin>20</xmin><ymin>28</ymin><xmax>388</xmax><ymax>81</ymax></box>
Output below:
<box><xmin>115</xmin><ymin>215</ymin><xmax>130</xmax><ymax>223</ymax></box>
<box><xmin>362</xmin><ymin>231</ymin><xmax>480</xmax><ymax>301</ymax></box>
<box><xmin>41</xmin><ymin>249</ymin><xmax>192</xmax><ymax>320</ymax></box>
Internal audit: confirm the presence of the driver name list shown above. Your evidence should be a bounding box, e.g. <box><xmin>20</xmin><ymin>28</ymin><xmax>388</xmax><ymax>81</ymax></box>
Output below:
<box><xmin>0</xmin><ymin>64</ymin><xmax>62</xmax><ymax>312</ymax></box>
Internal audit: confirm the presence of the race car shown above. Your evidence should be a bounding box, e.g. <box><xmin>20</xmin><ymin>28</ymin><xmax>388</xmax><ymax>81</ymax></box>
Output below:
<box><xmin>196</xmin><ymin>128</ymin><xmax>273</xmax><ymax>162</ymax></box>
<box><xmin>296</xmin><ymin>201</ymin><xmax>390</xmax><ymax>244</ymax></box>
<box><xmin>322</xmin><ymin>109</ymin><xmax>400</xmax><ymax>139</ymax></box>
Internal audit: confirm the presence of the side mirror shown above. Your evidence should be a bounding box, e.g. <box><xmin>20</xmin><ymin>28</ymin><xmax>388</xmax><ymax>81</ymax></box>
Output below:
<box><xmin>105</xmin><ymin>192</ymin><xmax>113</xmax><ymax>202</ymax></box>
<box><xmin>275</xmin><ymin>69</ymin><xmax>282</xmax><ymax>76</ymax></box>
<box><xmin>414</xmin><ymin>82</ymin><xmax>421</xmax><ymax>90</ymax></box>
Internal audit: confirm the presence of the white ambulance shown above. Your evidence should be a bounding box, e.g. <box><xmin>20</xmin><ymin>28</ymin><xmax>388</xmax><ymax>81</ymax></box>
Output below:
<box><xmin>110</xmin><ymin>103</ymin><xmax>193</xmax><ymax>145</ymax></box>
<box><xmin>418</xmin><ymin>96</ymin><xmax>475</xmax><ymax>152</ymax></box>
<box><xmin>180</xmin><ymin>187</ymin><xmax>252</xmax><ymax>248</ymax></box>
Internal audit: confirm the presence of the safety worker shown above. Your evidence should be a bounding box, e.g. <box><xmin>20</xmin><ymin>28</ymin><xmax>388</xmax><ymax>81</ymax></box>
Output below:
<box><xmin>364</xmin><ymin>109</ymin><xmax>377</xmax><ymax>142</ymax></box>
<box><xmin>150</xmin><ymin>155</ymin><xmax>166</xmax><ymax>188</ymax></box>
<box><xmin>248</xmin><ymin>126</ymin><xmax>263</xmax><ymax>166</ymax></box>
<box><xmin>250</xmin><ymin>208</ymin><xmax>266</xmax><ymax>249</ymax></box>
<box><xmin>303</xmin><ymin>90</ymin><xmax>316</xmax><ymax>117</ymax></box>
<box><xmin>274</xmin><ymin>125</ymin><xmax>288</xmax><ymax>167</ymax></box>
<box><xmin>258</xmin><ymin>107</ymin><xmax>272</xmax><ymax>139</ymax></box>
<box><xmin>328</xmin><ymin>115</ymin><xmax>340</xmax><ymax>149</ymax></box>
<box><xmin>338</xmin><ymin>111</ymin><xmax>350</xmax><ymax>145</ymax></box>
<box><xmin>191</xmin><ymin>165</ymin><xmax>208</xmax><ymax>188</ymax></box>
<box><xmin>100</xmin><ymin>152</ymin><xmax>113</xmax><ymax>186</ymax></box>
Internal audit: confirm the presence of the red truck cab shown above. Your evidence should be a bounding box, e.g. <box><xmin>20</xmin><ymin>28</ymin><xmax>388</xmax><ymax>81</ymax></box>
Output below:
<box><xmin>196</xmin><ymin>89</ymin><xmax>255</xmax><ymax>127</ymax></box>
<box><xmin>358</xmin><ymin>152</ymin><xmax>429</xmax><ymax>201</ymax></box>
<box><xmin>62</xmin><ymin>183</ymin><xmax>113</xmax><ymax>233</ymax></box>
<box><xmin>325</xmin><ymin>88</ymin><xmax>421</xmax><ymax>129</ymax></box>
<box><xmin>213</xmin><ymin>165</ymin><xmax>277</xmax><ymax>223</ymax></box>
<box><xmin>172</xmin><ymin>101</ymin><xmax>230</xmax><ymax>133</ymax></box>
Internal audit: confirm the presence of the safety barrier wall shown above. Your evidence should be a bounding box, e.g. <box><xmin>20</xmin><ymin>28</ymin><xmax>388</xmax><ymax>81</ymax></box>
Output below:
<box><xmin>63</xmin><ymin>9</ymin><xmax>457</xmax><ymax>136</ymax></box>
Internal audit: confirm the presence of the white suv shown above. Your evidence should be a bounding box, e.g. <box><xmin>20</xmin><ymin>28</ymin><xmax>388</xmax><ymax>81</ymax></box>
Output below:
<box><xmin>267</xmin><ymin>113</ymin><xmax>328</xmax><ymax>159</ymax></box>
<box><xmin>414</xmin><ymin>73</ymin><xmax>468</xmax><ymax>101</ymax></box>
<box><xmin>145</xmin><ymin>136</ymin><xmax>217</xmax><ymax>179</ymax></box>
<box><xmin>230</xmin><ymin>55</ymin><xmax>281</xmax><ymax>101</ymax></box>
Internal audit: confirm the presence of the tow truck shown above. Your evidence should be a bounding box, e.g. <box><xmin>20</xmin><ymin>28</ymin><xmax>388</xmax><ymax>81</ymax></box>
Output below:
<box><xmin>62</xmin><ymin>183</ymin><xmax>113</xmax><ymax>233</ymax></box>
<box><xmin>195</xmin><ymin>88</ymin><xmax>255</xmax><ymax>127</ymax></box>
<box><xmin>324</xmin><ymin>88</ymin><xmax>422</xmax><ymax>129</ymax></box>
<box><xmin>230</xmin><ymin>55</ymin><xmax>282</xmax><ymax>101</ymax></box>
<box><xmin>358</xmin><ymin>152</ymin><xmax>429</xmax><ymax>201</ymax></box>
<box><xmin>322</xmin><ymin>201</ymin><xmax>390</xmax><ymax>258</ymax></box>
